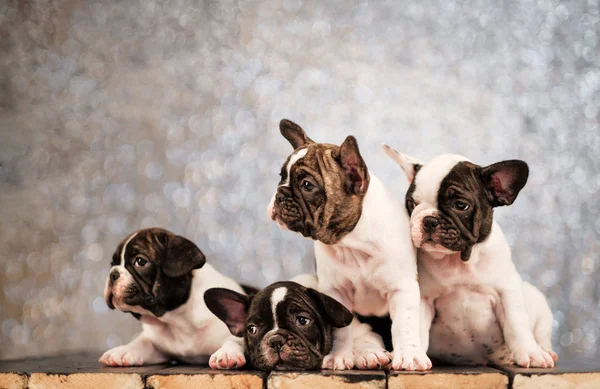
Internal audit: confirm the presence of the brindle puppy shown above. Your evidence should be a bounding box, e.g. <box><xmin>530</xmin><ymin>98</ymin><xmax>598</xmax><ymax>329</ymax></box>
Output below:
<box><xmin>267</xmin><ymin>120</ymin><xmax>429</xmax><ymax>371</ymax></box>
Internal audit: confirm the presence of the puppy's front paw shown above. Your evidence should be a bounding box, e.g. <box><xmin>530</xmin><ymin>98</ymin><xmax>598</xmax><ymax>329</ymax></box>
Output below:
<box><xmin>391</xmin><ymin>346</ymin><xmax>432</xmax><ymax>371</ymax></box>
<box><xmin>99</xmin><ymin>346</ymin><xmax>144</xmax><ymax>367</ymax></box>
<box><xmin>353</xmin><ymin>347</ymin><xmax>392</xmax><ymax>370</ymax></box>
<box><xmin>512</xmin><ymin>344</ymin><xmax>555</xmax><ymax>368</ymax></box>
<box><xmin>322</xmin><ymin>348</ymin><xmax>354</xmax><ymax>370</ymax></box>
<box><xmin>209</xmin><ymin>347</ymin><xmax>246</xmax><ymax>369</ymax></box>
<box><xmin>543</xmin><ymin>347</ymin><xmax>559</xmax><ymax>363</ymax></box>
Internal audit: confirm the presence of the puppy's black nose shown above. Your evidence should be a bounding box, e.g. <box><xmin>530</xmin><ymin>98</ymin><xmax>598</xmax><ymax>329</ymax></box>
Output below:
<box><xmin>276</xmin><ymin>191</ymin><xmax>286</xmax><ymax>204</ymax></box>
<box><xmin>268</xmin><ymin>334</ymin><xmax>286</xmax><ymax>352</ymax></box>
<box><xmin>423</xmin><ymin>216</ymin><xmax>439</xmax><ymax>233</ymax></box>
<box><xmin>110</xmin><ymin>270</ymin><xmax>120</xmax><ymax>283</ymax></box>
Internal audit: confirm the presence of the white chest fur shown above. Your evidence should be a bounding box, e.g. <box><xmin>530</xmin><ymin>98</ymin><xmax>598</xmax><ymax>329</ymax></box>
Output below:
<box><xmin>315</xmin><ymin>174</ymin><xmax>417</xmax><ymax>317</ymax></box>
<box><xmin>419</xmin><ymin>222</ymin><xmax>555</xmax><ymax>367</ymax></box>
<box><xmin>418</xmin><ymin>222</ymin><xmax>511</xmax><ymax>297</ymax></box>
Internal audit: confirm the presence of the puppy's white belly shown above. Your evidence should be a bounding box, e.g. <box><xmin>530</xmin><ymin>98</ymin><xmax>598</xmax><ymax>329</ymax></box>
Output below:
<box><xmin>320</xmin><ymin>245</ymin><xmax>389</xmax><ymax>317</ymax></box>
<box><xmin>352</xmin><ymin>284</ymin><xmax>389</xmax><ymax>316</ymax></box>
<box><xmin>428</xmin><ymin>287</ymin><xmax>511</xmax><ymax>365</ymax></box>
<box><xmin>144</xmin><ymin>321</ymin><xmax>231</xmax><ymax>363</ymax></box>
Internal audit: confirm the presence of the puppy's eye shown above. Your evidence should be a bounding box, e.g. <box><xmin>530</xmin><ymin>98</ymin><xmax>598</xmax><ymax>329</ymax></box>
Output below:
<box><xmin>296</xmin><ymin>316</ymin><xmax>312</xmax><ymax>326</ymax></box>
<box><xmin>134</xmin><ymin>257</ymin><xmax>148</xmax><ymax>267</ymax></box>
<box><xmin>452</xmin><ymin>200</ymin><xmax>470</xmax><ymax>211</ymax></box>
<box><xmin>300</xmin><ymin>180</ymin><xmax>314</xmax><ymax>192</ymax></box>
<box><xmin>247</xmin><ymin>325</ymin><xmax>258</xmax><ymax>335</ymax></box>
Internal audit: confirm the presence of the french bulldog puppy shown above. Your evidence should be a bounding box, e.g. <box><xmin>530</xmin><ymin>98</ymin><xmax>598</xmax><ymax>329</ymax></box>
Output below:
<box><xmin>100</xmin><ymin>228</ymin><xmax>253</xmax><ymax>369</ymax></box>
<box><xmin>204</xmin><ymin>276</ymin><xmax>389</xmax><ymax>371</ymax></box>
<box><xmin>267</xmin><ymin>120</ymin><xmax>430</xmax><ymax>371</ymax></box>
<box><xmin>383</xmin><ymin>145</ymin><xmax>558</xmax><ymax>368</ymax></box>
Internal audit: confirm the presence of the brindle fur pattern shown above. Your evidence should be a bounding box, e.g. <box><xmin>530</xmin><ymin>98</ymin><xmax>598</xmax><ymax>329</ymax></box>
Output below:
<box><xmin>274</xmin><ymin>119</ymin><xmax>369</xmax><ymax>245</ymax></box>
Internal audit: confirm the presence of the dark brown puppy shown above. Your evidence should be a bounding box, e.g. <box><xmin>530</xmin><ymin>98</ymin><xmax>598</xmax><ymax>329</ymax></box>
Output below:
<box><xmin>105</xmin><ymin>227</ymin><xmax>206</xmax><ymax>318</ymax></box>
<box><xmin>101</xmin><ymin>227</ymin><xmax>252</xmax><ymax>367</ymax></box>
<box><xmin>205</xmin><ymin>281</ymin><xmax>353</xmax><ymax>371</ymax></box>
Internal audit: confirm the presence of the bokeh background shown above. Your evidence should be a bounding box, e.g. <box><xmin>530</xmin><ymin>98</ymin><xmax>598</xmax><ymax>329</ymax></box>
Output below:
<box><xmin>1</xmin><ymin>0</ymin><xmax>599</xmax><ymax>361</ymax></box>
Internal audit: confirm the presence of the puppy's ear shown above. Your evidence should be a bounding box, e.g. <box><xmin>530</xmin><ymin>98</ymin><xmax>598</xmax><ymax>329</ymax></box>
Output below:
<box><xmin>280</xmin><ymin>119</ymin><xmax>314</xmax><ymax>149</ymax></box>
<box><xmin>162</xmin><ymin>234</ymin><xmax>206</xmax><ymax>278</ymax></box>
<box><xmin>338</xmin><ymin>136</ymin><xmax>369</xmax><ymax>195</ymax></box>
<box><xmin>307</xmin><ymin>289</ymin><xmax>353</xmax><ymax>328</ymax></box>
<box><xmin>204</xmin><ymin>288</ymin><xmax>249</xmax><ymax>337</ymax></box>
<box><xmin>480</xmin><ymin>160</ymin><xmax>529</xmax><ymax>207</ymax></box>
<box><xmin>382</xmin><ymin>144</ymin><xmax>423</xmax><ymax>183</ymax></box>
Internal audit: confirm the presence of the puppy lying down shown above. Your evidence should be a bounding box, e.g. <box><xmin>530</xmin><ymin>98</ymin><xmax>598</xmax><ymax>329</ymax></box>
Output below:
<box><xmin>99</xmin><ymin>228</ymin><xmax>253</xmax><ymax>367</ymax></box>
<box><xmin>205</xmin><ymin>275</ymin><xmax>390</xmax><ymax>371</ymax></box>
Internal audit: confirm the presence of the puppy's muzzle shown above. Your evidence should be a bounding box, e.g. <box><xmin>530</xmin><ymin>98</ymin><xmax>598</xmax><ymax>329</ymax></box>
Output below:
<box><xmin>274</xmin><ymin>189</ymin><xmax>302</xmax><ymax>222</ymax></box>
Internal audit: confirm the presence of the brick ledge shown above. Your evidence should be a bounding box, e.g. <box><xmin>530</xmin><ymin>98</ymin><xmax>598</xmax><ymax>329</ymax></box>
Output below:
<box><xmin>1</xmin><ymin>352</ymin><xmax>598</xmax><ymax>389</ymax></box>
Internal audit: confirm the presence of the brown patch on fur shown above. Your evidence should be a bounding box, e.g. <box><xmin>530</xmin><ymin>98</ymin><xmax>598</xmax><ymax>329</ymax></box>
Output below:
<box><xmin>274</xmin><ymin>120</ymin><xmax>369</xmax><ymax>245</ymax></box>
<box><xmin>280</xmin><ymin>144</ymin><xmax>367</xmax><ymax>244</ymax></box>
<box><xmin>433</xmin><ymin>159</ymin><xmax>527</xmax><ymax>261</ymax></box>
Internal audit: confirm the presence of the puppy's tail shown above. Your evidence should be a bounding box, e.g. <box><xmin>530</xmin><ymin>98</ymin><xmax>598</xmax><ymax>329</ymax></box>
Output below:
<box><xmin>291</xmin><ymin>273</ymin><xmax>319</xmax><ymax>289</ymax></box>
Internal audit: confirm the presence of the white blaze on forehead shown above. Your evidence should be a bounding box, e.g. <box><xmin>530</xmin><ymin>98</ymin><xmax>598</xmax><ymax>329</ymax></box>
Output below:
<box><xmin>280</xmin><ymin>148</ymin><xmax>308</xmax><ymax>187</ymax></box>
<box><xmin>413</xmin><ymin>154</ymin><xmax>470</xmax><ymax>207</ymax></box>
<box><xmin>119</xmin><ymin>231</ymin><xmax>139</xmax><ymax>267</ymax></box>
<box><xmin>270</xmin><ymin>287</ymin><xmax>288</xmax><ymax>330</ymax></box>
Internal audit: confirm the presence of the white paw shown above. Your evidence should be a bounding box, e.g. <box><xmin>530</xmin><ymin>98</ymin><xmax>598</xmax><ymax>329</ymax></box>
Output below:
<box><xmin>99</xmin><ymin>346</ymin><xmax>144</xmax><ymax>367</ymax></box>
<box><xmin>391</xmin><ymin>346</ymin><xmax>432</xmax><ymax>371</ymax></box>
<box><xmin>209</xmin><ymin>347</ymin><xmax>246</xmax><ymax>369</ymax></box>
<box><xmin>322</xmin><ymin>348</ymin><xmax>355</xmax><ymax>370</ymax></box>
<box><xmin>512</xmin><ymin>344</ymin><xmax>555</xmax><ymax>368</ymax></box>
<box><xmin>543</xmin><ymin>347</ymin><xmax>559</xmax><ymax>363</ymax></box>
<box><xmin>353</xmin><ymin>347</ymin><xmax>391</xmax><ymax>370</ymax></box>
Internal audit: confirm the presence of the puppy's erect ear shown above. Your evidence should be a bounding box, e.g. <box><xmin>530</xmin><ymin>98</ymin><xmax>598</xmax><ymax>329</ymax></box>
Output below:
<box><xmin>307</xmin><ymin>289</ymin><xmax>353</xmax><ymax>328</ymax></box>
<box><xmin>280</xmin><ymin>119</ymin><xmax>314</xmax><ymax>149</ymax></box>
<box><xmin>480</xmin><ymin>160</ymin><xmax>529</xmax><ymax>207</ymax></box>
<box><xmin>162</xmin><ymin>234</ymin><xmax>206</xmax><ymax>278</ymax></box>
<box><xmin>382</xmin><ymin>144</ymin><xmax>423</xmax><ymax>183</ymax></box>
<box><xmin>204</xmin><ymin>288</ymin><xmax>249</xmax><ymax>337</ymax></box>
<box><xmin>338</xmin><ymin>136</ymin><xmax>369</xmax><ymax>195</ymax></box>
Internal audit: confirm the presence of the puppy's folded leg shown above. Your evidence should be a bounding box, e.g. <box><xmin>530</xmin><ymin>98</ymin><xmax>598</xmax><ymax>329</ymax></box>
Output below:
<box><xmin>321</xmin><ymin>290</ymin><xmax>354</xmax><ymax>370</ymax></box>
<box><xmin>351</xmin><ymin>319</ymin><xmax>391</xmax><ymax>369</ymax></box>
<box><xmin>99</xmin><ymin>334</ymin><xmax>168</xmax><ymax>366</ymax></box>
<box><xmin>388</xmin><ymin>280</ymin><xmax>432</xmax><ymax>371</ymax></box>
<box><xmin>420</xmin><ymin>297</ymin><xmax>435</xmax><ymax>353</ymax></box>
<box><xmin>209</xmin><ymin>336</ymin><xmax>246</xmax><ymax>370</ymax></box>
<box><xmin>525</xmin><ymin>282</ymin><xmax>558</xmax><ymax>363</ymax></box>
<box><xmin>499</xmin><ymin>280</ymin><xmax>555</xmax><ymax>368</ymax></box>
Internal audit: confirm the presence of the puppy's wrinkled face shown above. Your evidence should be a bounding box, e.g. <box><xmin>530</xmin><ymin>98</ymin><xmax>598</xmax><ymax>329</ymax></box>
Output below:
<box><xmin>104</xmin><ymin>228</ymin><xmax>206</xmax><ymax>317</ymax></box>
<box><xmin>205</xmin><ymin>281</ymin><xmax>353</xmax><ymax>371</ymax></box>
<box><xmin>267</xmin><ymin>119</ymin><xmax>370</xmax><ymax>245</ymax></box>
<box><xmin>383</xmin><ymin>146</ymin><xmax>529</xmax><ymax>262</ymax></box>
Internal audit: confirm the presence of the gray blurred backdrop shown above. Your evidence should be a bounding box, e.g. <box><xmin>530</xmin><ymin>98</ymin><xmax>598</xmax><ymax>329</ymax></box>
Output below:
<box><xmin>0</xmin><ymin>0</ymin><xmax>598</xmax><ymax>361</ymax></box>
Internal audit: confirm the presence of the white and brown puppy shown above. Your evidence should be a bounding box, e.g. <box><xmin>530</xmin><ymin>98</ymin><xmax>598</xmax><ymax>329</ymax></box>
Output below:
<box><xmin>267</xmin><ymin>120</ymin><xmax>430</xmax><ymax>371</ymax></box>
<box><xmin>383</xmin><ymin>146</ymin><xmax>558</xmax><ymax>368</ymax></box>
<box><xmin>205</xmin><ymin>276</ymin><xmax>388</xmax><ymax>371</ymax></box>
<box><xmin>100</xmin><ymin>228</ymin><xmax>253</xmax><ymax>368</ymax></box>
